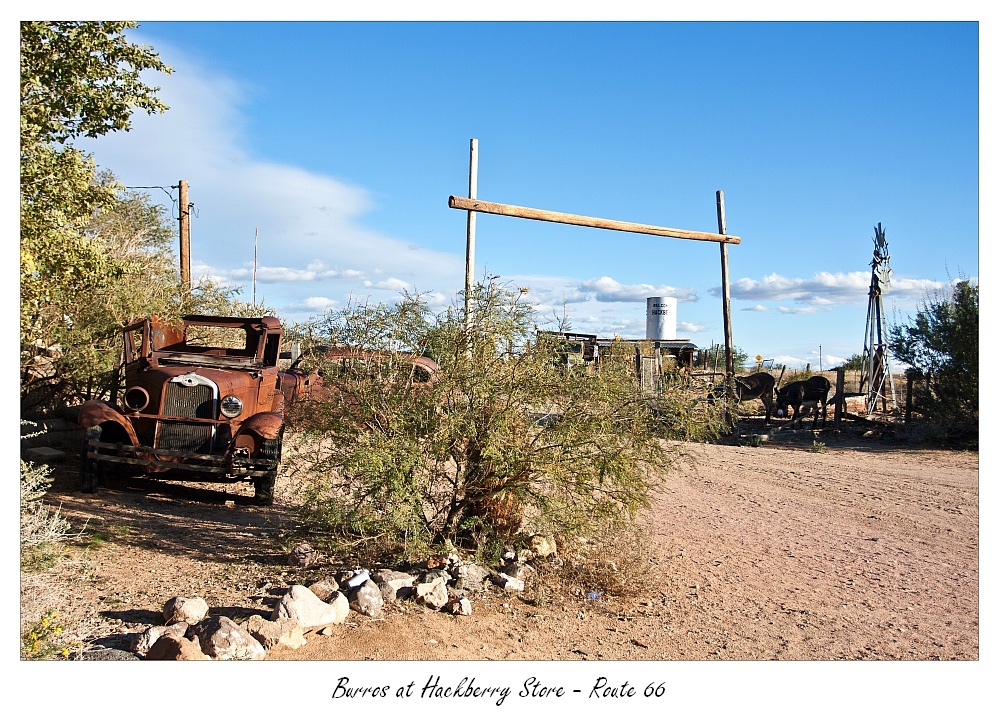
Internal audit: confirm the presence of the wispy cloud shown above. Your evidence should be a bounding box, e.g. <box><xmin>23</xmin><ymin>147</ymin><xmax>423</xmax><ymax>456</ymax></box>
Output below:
<box><xmin>283</xmin><ymin>296</ymin><xmax>338</xmax><ymax>313</ymax></box>
<box><xmin>569</xmin><ymin>276</ymin><xmax>698</xmax><ymax>304</ymax></box>
<box><xmin>679</xmin><ymin>321</ymin><xmax>707</xmax><ymax>333</ymax></box>
<box><xmin>363</xmin><ymin>278</ymin><xmax>413</xmax><ymax>292</ymax></box>
<box><xmin>76</xmin><ymin>37</ymin><xmax>463</xmax><ymax>308</ymax></box>
<box><xmin>777</xmin><ymin>306</ymin><xmax>823</xmax><ymax>314</ymax></box>
<box><xmin>710</xmin><ymin>271</ymin><xmax>947</xmax><ymax>306</ymax></box>
<box><xmin>743</xmin><ymin>304</ymin><xmax>771</xmax><ymax>312</ymax></box>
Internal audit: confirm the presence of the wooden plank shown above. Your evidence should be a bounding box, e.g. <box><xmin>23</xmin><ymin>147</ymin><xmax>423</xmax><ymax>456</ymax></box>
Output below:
<box><xmin>448</xmin><ymin>195</ymin><xmax>741</xmax><ymax>244</ymax></box>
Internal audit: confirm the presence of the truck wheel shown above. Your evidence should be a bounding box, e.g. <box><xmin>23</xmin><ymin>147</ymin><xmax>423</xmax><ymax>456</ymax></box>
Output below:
<box><xmin>253</xmin><ymin>472</ymin><xmax>276</xmax><ymax>506</ymax></box>
<box><xmin>253</xmin><ymin>433</ymin><xmax>282</xmax><ymax>506</ymax></box>
<box><xmin>80</xmin><ymin>427</ymin><xmax>103</xmax><ymax>493</ymax></box>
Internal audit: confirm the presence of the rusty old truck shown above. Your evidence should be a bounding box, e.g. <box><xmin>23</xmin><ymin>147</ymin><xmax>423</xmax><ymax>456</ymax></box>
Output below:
<box><xmin>77</xmin><ymin>315</ymin><xmax>311</xmax><ymax>504</ymax></box>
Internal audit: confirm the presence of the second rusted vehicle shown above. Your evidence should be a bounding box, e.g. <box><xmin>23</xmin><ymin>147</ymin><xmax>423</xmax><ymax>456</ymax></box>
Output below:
<box><xmin>77</xmin><ymin>315</ymin><xmax>311</xmax><ymax>504</ymax></box>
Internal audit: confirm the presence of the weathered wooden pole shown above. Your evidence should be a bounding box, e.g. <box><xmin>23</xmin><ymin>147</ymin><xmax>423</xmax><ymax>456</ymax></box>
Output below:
<box><xmin>449</xmin><ymin>196</ymin><xmax>741</xmax><ymax>244</ymax></box>
<box><xmin>835</xmin><ymin>367</ymin><xmax>846</xmax><ymax>428</ymax></box>
<box><xmin>716</xmin><ymin>191</ymin><xmax>735</xmax><ymax>427</ymax></box>
<box><xmin>178</xmin><ymin>180</ymin><xmax>191</xmax><ymax>290</ymax></box>
<box><xmin>464</xmin><ymin>139</ymin><xmax>479</xmax><ymax>346</ymax></box>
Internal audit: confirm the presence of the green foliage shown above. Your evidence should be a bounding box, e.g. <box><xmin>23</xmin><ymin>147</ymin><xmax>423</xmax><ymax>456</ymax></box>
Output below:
<box><xmin>289</xmin><ymin>279</ymin><xmax>678</xmax><ymax>553</ymax></box>
<box><xmin>694</xmin><ymin>343</ymin><xmax>750</xmax><ymax>372</ymax></box>
<box><xmin>19</xmin><ymin>22</ymin><xmax>183</xmax><ymax>414</ymax></box>
<box><xmin>21</xmin><ymin>610</ymin><xmax>71</xmax><ymax>660</ymax></box>
<box><xmin>889</xmin><ymin>280</ymin><xmax>978</xmax><ymax>441</ymax></box>
<box><xmin>840</xmin><ymin>353</ymin><xmax>865</xmax><ymax>371</ymax></box>
<box><xmin>20</xmin><ymin>21</ymin><xmax>171</xmax><ymax>146</ymax></box>
<box><xmin>21</xmin><ymin>177</ymin><xmax>243</xmax><ymax>414</ymax></box>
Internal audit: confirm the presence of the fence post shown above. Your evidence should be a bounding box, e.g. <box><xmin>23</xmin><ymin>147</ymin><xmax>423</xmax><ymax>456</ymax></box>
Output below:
<box><xmin>905</xmin><ymin>371</ymin><xmax>915</xmax><ymax>424</ymax></box>
<box><xmin>835</xmin><ymin>367</ymin><xmax>845</xmax><ymax>429</ymax></box>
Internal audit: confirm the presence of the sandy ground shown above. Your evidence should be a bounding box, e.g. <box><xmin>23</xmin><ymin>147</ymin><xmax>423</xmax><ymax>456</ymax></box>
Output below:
<box><xmin>35</xmin><ymin>432</ymin><xmax>978</xmax><ymax>663</ymax></box>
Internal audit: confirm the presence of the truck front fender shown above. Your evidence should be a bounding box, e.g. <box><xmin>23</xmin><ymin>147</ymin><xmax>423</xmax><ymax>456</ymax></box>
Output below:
<box><xmin>77</xmin><ymin>400</ymin><xmax>140</xmax><ymax>445</ymax></box>
<box><xmin>233</xmin><ymin>412</ymin><xmax>284</xmax><ymax>442</ymax></box>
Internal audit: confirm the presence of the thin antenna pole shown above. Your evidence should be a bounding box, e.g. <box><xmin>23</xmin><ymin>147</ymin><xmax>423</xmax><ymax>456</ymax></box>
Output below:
<box><xmin>253</xmin><ymin>226</ymin><xmax>259</xmax><ymax>307</ymax></box>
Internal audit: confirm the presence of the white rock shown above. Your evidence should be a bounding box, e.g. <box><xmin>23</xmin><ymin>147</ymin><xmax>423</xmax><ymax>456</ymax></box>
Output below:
<box><xmin>349</xmin><ymin>580</ymin><xmax>384</xmax><ymax>617</ymax></box>
<box><xmin>271</xmin><ymin>585</ymin><xmax>350</xmax><ymax>629</ymax></box>
<box><xmin>415</xmin><ymin>577</ymin><xmax>449</xmax><ymax>610</ymax></box>
<box><xmin>162</xmin><ymin>596</ymin><xmax>209</xmax><ymax>625</ymax></box>
<box><xmin>189</xmin><ymin>616</ymin><xmax>266</xmax><ymax>660</ymax></box>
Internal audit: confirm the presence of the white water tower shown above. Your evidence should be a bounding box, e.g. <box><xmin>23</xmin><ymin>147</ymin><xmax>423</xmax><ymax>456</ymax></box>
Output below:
<box><xmin>646</xmin><ymin>297</ymin><xmax>677</xmax><ymax>340</ymax></box>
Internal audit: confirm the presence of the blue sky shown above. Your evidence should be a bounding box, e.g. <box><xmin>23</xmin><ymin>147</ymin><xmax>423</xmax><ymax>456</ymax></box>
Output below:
<box><xmin>74</xmin><ymin>19</ymin><xmax>980</xmax><ymax>369</ymax></box>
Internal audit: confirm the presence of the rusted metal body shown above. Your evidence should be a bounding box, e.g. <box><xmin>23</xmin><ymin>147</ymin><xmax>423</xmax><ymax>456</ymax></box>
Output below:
<box><xmin>77</xmin><ymin>315</ymin><xmax>311</xmax><ymax>504</ymax></box>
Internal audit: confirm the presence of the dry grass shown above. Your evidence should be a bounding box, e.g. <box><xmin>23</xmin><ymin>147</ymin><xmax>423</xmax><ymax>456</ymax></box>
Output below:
<box><xmin>523</xmin><ymin>524</ymin><xmax>661</xmax><ymax>607</ymax></box>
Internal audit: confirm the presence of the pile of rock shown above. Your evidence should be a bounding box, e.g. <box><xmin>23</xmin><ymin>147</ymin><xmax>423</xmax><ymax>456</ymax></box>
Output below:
<box><xmin>117</xmin><ymin>534</ymin><xmax>558</xmax><ymax>660</ymax></box>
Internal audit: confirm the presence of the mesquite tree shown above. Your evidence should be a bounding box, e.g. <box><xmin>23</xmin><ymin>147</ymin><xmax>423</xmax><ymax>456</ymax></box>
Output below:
<box><xmin>288</xmin><ymin>280</ymin><xmax>701</xmax><ymax>551</ymax></box>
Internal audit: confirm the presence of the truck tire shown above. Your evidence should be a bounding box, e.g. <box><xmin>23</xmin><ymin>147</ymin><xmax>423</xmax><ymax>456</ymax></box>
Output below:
<box><xmin>79</xmin><ymin>426</ymin><xmax>103</xmax><ymax>493</ymax></box>
<box><xmin>253</xmin><ymin>432</ymin><xmax>283</xmax><ymax>506</ymax></box>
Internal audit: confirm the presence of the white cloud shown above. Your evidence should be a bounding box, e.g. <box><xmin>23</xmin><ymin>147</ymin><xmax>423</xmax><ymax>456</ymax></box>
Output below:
<box><xmin>75</xmin><ymin>37</ymin><xmax>463</xmax><ymax>312</ymax></box>
<box><xmin>283</xmin><ymin>296</ymin><xmax>339</xmax><ymax>313</ymax></box>
<box><xmin>743</xmin><ymin>304</ymin><xmax>770</xmax><ymax>312</ymax></box>
<box><xmin>777</xmin><ymin>306</ymin><xmax>822</xmax><ymax>314</ymax></box>
<box><xmin>363</xmin><ymin>278</ymin><xmax>413</xmax><ymax>292</ymax></box>
<box><xmin>569</xmin><ymin>276</ymin><xmax>698</xmax><ymax>304</ymax></box>
<box><xmin>679</xmin><ymin>321</ymin><xmax>707</xmax><ymax>333</ymax></box>
<box><xmin>710</xmin><ymin>271</ymin><xmax>948</xmax><ymax>306</ymax></box>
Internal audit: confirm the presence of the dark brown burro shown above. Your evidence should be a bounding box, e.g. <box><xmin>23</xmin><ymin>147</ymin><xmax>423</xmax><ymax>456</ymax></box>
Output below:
<box><xmin>76</xmin><ymin>315</ymin><xmax>312</xmax><ymax>504</ymax></box>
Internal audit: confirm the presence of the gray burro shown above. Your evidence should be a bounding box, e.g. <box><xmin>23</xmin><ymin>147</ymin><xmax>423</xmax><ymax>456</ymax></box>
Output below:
<box><xmin>110</xmin><ymin>536</ymin><xmax>558</xmax><ymax>660</ymax></box>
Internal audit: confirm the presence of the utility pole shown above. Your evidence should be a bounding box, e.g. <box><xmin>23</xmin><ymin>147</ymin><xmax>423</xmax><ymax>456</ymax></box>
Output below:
<box><xmin>716</xmin><ymin>191</ymin><xmax>735</xmax><ymax>426</ymax></box>
<box><xmin>464</xmin><ymin>139</ymin><xmax>479</xmax><ymax>352</ymax></box>
<box><xmin>178</xmin><ymin>180</ymin><xmax>191</xmax><ymax>290</ymax></box>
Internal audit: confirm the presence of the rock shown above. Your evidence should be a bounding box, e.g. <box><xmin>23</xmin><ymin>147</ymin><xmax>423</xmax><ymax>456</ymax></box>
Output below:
<box><xmin>490</xmin><ymin>572</ymin><xmax>525</xmax><ymax>593</ymax></box>
<box><xmin>452</xmin><ymin>563</ymin><xmax>490</xmax><ymax>594</ymax></box>
<box><xmin>307</xmin><ymin>579</ymin><xmax>340</xmax><ymax>603</ymax></box>
<box><xmin>131</xmin><ymin>622</ymin><xmax>189</xmax><ymax>657</ymax></box>
<box><xmin>501</xmin><ymin>561</ymin><xmax>536</xmax><ymax>582</ymax></box>
<box><xmin>188</xmin><ymin>616</ymin><xmax>267</xmax><ymax>660</ymax></box>
<box><xmin>424</xmin><ymin>554</ymin><xmax>449</xmax><ymax>570</ymax></box>
<box><xmin>445</xmin><ymin>597</ymin><xmax>473</xmax><ymax>616</ymax></box>
<box><xmin>349</xmin><ymin>580</ymin><xmax>384</xmax><ymax>617</ymax></box>
<box><xmin>242</xmin><ymin>615</ymin><xmax>307</xmax><ymax>650</ymax></box>
<box><xmin>415</xmin><ymin>577</ymin><xmax>449</xmax><ymax>610</ymax></box>
<box><xmin>529</xmin><ymin>534</ymin><xmax>558</xmax><ymax>558</ymax></box>
<box><xmin>371</xmin><ymin>569</ymin><xmax>417</xmax><ymax>602</ymax></box>
<box><xmin>336</xmin><ymin>568</ymin><xmax>365</xmax><ymax>585</ymax></box>
<box><xmin>162</xmin><ymin>596</ymin><xmax>209</xmax><ymax>625</ymax></box>
<box><xmin>288</xmin><ymin>543</ymin><xmax>322</xmax><ymax>568</ymax></box>
<box><xmin>343</xmin><ymin>570</ymin><xmax>371</xmax><ymax>590</ymax></box>
<box><xmin>271</xmin><ymin>585</ymin><xmax>350</xmax><ymax>629</ymax></box>
<box><xmin>144</xmin><ymin>634</ymin><xmax>210</xmax><ymax>660</ymax></box>
<box><xmin>23</xmin><ymin>446</ymin><xmax>66</xmax><ymax>464</ymax></box>
<box><xmin>81</xmin><ymin>648</ymin><xmax>139</xmax><ymax>660</ymax></box>
<box><xmin>421</xmin><ymin>569</ymin><xmax>453</xmax><ymax>585</ymax></box>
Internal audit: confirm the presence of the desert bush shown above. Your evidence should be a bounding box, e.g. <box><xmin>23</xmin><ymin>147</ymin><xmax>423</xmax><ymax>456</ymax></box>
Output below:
<box><xmin>20</xmin><ymin>457</ymin><xmax>85</xmax><ymax>659</ymax></box>
<box><xmin>288</xmin><ymin>279</ymin><xmax>688</xmax><ymax>556</ymax></box>
<box><xmin>890</xmin><ymin>279</ymin><xmax>978</xmax><ymax>443</ymax></box>
<box><xmin>20</xmin><ymin>459</ymin><xmax>73</xmax><ymax>570</ymax></box>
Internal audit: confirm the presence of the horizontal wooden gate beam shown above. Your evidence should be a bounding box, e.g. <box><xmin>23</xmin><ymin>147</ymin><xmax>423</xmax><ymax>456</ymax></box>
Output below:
<box><xmin>448</xmin><ymin>195</ymin><xmax>741</xmax><ymax>244</ymax></box>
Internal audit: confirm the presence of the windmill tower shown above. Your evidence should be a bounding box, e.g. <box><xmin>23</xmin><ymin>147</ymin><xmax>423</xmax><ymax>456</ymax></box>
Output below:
<box><xmin>859</xmin><ymin>223</ymin><xmax>896</xmax><ymax>414</ymax></box>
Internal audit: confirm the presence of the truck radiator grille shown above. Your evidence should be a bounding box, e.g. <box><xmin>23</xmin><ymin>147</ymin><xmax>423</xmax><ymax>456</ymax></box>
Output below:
<box><xmin>158</xmin><ymin>383</ymin><xmax>215</xmax><ymax>452</ymax></box>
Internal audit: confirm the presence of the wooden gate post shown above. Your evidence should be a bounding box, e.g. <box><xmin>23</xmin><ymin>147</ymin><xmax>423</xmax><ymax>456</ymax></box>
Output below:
<box><xmin>835</xmin><ymin>367</ymin><xmax>845</xmax><ymax>429</ymax></box>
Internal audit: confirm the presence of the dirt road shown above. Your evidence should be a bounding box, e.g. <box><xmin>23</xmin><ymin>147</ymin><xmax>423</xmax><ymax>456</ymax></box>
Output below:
<box><xmin>38</xmin><ymin>434</ymin><xmax>978</xmax><ymax>663</ymax></box>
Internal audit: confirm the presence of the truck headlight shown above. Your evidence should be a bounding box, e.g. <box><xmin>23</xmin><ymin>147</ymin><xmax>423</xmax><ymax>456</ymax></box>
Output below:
<box><xmin>123</xmin><ymin>386</ymin><xmax>150</xmax><ymax>412</ymax></box>
<box><xmin>220</xmin><ymin>395</ymin><xmax>244</xmax><ymax>418</ymax></box>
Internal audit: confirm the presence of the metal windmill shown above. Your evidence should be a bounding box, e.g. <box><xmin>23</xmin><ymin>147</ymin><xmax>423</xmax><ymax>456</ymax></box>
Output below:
<box><xmin>858</xmin><ymin>223</ymin><xmax>896</xmax><ymax>414</ymax></box>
